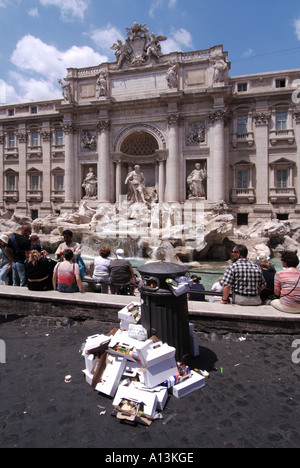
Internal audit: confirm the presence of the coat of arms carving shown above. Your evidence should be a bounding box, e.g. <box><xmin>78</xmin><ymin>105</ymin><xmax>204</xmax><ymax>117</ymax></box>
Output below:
<box><xmin>111</xmin><ymin>22</ymin><xmax>167</xmax><ymax>69</ymax></box>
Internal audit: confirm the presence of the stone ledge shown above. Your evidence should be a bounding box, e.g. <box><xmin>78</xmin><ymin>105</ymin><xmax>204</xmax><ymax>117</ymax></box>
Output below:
<box><xmin>0</xmin><ymin>286</ymin><xmax>299</xmax><ymax>334</ymax></box>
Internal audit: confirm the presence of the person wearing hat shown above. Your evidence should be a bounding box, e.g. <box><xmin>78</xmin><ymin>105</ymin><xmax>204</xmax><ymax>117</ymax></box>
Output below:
<box><xmin>108</xmin><ymin>249</ymin><xmax>136</xmax><ymax>295</ymax></box>
<box><xmin>0</xmin><ymin>234</ymin><xmax>13</xmax><ymax>285</ymax></box>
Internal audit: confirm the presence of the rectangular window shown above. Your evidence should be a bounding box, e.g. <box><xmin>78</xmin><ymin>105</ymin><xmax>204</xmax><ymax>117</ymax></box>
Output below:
<box><xmin>31</xmin><ymin>106</ymin><xmax>37</xmax><ymax>114</ymax></box>
<box><xmin>8</xmin><ymin>133</ymin><xmax>15</xmax><ymax>148</ymax></box>
<box><xmin>237</xmin><ymin>213</ymin><xmax>248</xmax><ymax>226</ymax></box>
<box><xmin>31</xmin><ymin>132</ymin><xmax>39</xmax><ymax>147</ymax></box>
<box><xmin>8</xmin><ymin>176</ymin><xmax>15</xmax><ymax>191</ymax></box>
<box><xmin>276</xmin><ymin>112</ymin><xmax>287</xmax><ymax>131</ymax></box>
<box><xmin>237</xmin><ymin>115</ymin><xmax>248</xmax><ymax>134</ymax></box>
<box><xmin>55</xmin><ymin>130</ymin><xmax>63</xmax><ymax>146</ymax></box>
<box><xmin>276</xmin><ymin>169</ymin><xmax>288</xmax><ymax>188</ymax></box>
<box><xmin>31</xmin><ymin>175</ymin><xmax>39</xmax><ymax>191</ymax></box>
<box><xmin>31</xmin><ymin>210</ymin><xmax>38</xmax><ymax>220</ymax></box>
<box><xmin>276</xmin><ymin>79</ymin><xmax>286</xmax><ymax>88</ymax></box>
<box><xmin>56</xmin><ymin>175</ymin><xmax>64</xmax><ymax>191</ymax></box>
<box><xmin>237</xmin><ymin>170</ymin><xmax>249</xmax><ymax>189</ymax></box>
<box><xmin>237</xmin><ymin>83</ymin><xmax>247</xmax><ymax>92</ymax></box>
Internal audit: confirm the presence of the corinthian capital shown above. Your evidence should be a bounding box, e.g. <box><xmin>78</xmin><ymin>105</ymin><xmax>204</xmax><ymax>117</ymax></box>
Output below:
<box><xmin>253</xmin><ymin>112</ymin><xmax>270</xmax><ymax>125</ymax></box>
<box><xmin>97</xmin><ymin>120</ymin><xmax>110</xmax><ymax>133</ymax></box>
<box><xmin>208</xmin><ymin>109</ymin><xmax>228</xmax><ymax>124</ymax></box>
<box><xmin>167</xmin><ymin>114</ymin><xmax>181</xmax><ymax>127</ymax></box>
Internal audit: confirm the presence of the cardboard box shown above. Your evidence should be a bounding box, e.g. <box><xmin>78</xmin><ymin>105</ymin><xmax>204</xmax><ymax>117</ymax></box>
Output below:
<box><xmin>171</xmin><ymin>371</ymin><xmax>206</xmax><ymax>398</ymax></box>
<box><xmin>94</xmin><ymin>355</ymin><xmax>126</xmax><ymax>397</ymax></box>
<box><xmin>112</xmin><ymin>384</ymin><xmax>158</xmax><ymax>423</ymax></box>
<box><xmin>82</xmin><ymin>368</ymin><xmax>93</xmax><ymax>386</ymax></box>
<box><xmin>81</xmin><ymin>334</ymin><xmax>111</xmax><ymax>356</ymax></box>
<box><xmin>144</xmin><ymin>342</ymin><xmax>176</xmax><ymax>368</ymax></box>
<box><xmin>137</xmin><ymin>357</ymin><xmax>178</xmax><ymax>388</ymax></box>
<box><xmin>131</xmin><ymin>382</ymin><xmax>168</xmax><ymax>411</ymax></box>
<box><xmin>118</xmin><ymin>302</ymin><xmax>141</xmax><ymax>324</ymax></box>
<box><xmin>108</xmin><ymin>332</ymin><xmax>155</xmax><ymax>366</ymax></box>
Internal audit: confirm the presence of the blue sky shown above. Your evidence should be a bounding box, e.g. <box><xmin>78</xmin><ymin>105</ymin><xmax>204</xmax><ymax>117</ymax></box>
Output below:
<box><xmin>1</xmin><ymin>0</ymin><xmax>300</xmax><ymax>103</ymax></box>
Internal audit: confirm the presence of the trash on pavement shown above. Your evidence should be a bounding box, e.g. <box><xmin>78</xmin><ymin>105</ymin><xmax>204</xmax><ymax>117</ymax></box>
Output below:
<box><xmin>81</xmin><ymin>301</ymin><xmax>206</xmax><ymax>426</ymax></box>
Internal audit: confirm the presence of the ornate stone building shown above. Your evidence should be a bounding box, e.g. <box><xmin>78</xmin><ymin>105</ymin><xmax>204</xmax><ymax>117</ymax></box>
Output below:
<box><xmin>1</xmin><ymin>22</ymin><xmax>300</xmax><ymax>225</ymax></box>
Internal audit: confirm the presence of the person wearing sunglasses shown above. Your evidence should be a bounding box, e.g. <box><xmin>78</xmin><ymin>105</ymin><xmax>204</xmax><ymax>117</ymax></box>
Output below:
<box><xmin>220</xmin><ymin>244</ymin><xmax>266</xmax><ymax>305</ymax></box>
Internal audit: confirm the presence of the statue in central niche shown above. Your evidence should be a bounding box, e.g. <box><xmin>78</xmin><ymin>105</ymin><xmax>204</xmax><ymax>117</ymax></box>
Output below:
<box><xmin>125</xmin><ymin>165</ymin><xmax>147</xmax><ymax>205</ymax></box>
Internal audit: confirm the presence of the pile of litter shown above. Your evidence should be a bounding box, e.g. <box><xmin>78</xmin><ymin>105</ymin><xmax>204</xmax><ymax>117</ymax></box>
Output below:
<box><xmin>80</xmin><ymin>301</ymin><xmax>207</xmax><ymax>426</ymax></box>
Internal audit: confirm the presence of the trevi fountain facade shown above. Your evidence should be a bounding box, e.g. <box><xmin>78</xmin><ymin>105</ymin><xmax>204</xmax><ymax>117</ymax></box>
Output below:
<box><xmin>1</xmin><ymin>22</ymin><xmax>300</xmax><ymax>263</ymax></box>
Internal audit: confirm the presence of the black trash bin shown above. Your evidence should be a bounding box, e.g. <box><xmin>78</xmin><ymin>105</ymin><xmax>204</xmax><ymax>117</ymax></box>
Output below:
<box><xmin>138</xmin><ymin>261</ymin><xmax>191</xmax><ymax>362</ymax></box>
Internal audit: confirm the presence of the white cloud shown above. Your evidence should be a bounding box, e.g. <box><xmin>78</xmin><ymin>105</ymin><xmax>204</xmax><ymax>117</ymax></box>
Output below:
<box><xmin>90</xmin><ymin>24</ymin><xmax>124</xmax><ymax>54</ymax></box>
<box><xmin>294</xmin><ymin>18</ymin><xmax>300</xmax><ymax>40</ymax></box>
<box><xmin>149</xmin><ymin>0</ymin><xmax>176</xmax><ymax>18</ymax></box>
<box><xmin>39</xmin><ymin>0</ymin><xmax>89</xmax><ymax>22</ymax></box>
<box><xmin>11</xmin><ymin>35</ymin><xmax>107</xmax><ymax>79</ymax></box>
<box><xmin>9</xmin><ymin>34</ymin><xmax>107</xmax><ymax>102</ymax></box>
<box><xmin>241</xmin><ymin>48</ymin><xmax>253</xmax><ymax>59</ymax></box>
<box><xmin>28</xmin><ymin>8</ymin><xmax>39</xmax><ymax>18</ymax></box>
<box><xmin>162</xmin><ymin>28</ymin><xmax>193</xmax><ymax>54</ymax></box>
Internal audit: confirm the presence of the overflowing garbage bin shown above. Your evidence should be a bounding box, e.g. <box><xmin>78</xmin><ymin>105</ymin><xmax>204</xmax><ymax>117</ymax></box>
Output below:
<box><xmin>138</xmin><ymin>261</ymin><xmax>191</xmax><ymax>362</ymax></box>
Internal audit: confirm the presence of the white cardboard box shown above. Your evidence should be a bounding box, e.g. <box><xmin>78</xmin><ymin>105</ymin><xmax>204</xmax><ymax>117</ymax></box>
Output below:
<box><xmin>137</xmin><ymin>357</ymin><xmax>178</xmax><ymax>388</ymax></box>
<box><xmin>95</xmin><ymin>355</ymin><xmax>126</xmax><ymax>397</ymax></box>
<box><xmin>171</xmin><ymin>371</ymin><xmax>206</xmax><ymax>398</ymax></box>
<box><xmin>144</xmin><ymin>342</ymin><xmax>176</xmax><ymax>368</ymax></box>
<box><xmin>131</xmin><ymin>382</ymin><xmax>168</xmax><ymax>411</ymax></box>
<box><xmin>112</xmin><ymin>384</ymin><xmax>158</xmax><ymax>420</ymax></box>
<box><xmin>81</xmin><ymin>334</ymin><xmax>111</xmax><ymax>355</ymax></box>
<box><xmin>108</xmin><ymin>332</ymin><xmax>154</xmax><ymax>366</ymax></box>
<box><xmin>118</xmin><ymin>302</ymin><xmax>141</xmax><ymax>324</ymax></box>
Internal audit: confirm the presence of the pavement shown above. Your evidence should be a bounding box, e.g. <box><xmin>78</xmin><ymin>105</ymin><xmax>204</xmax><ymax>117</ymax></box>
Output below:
<box><xmin>0</xmin><ymin>313</ymin><xmax>300</xmax><ymax>451</ymax></box>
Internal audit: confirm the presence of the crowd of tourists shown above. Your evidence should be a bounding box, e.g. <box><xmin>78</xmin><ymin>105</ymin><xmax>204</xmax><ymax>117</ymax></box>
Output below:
<box><xmin>0</xmin><ymin>225</ymin><xmax>299</xmax><ymax>314</ymax></box>
<box><xmin>184</xmin><ymin>244</ymin><xmax>300</xmax><ymax>314</ymax></box>
<box><xmin>0</xmin><ymin>224</ymin><xmax>135</xmax><ymax>296</ymax></box>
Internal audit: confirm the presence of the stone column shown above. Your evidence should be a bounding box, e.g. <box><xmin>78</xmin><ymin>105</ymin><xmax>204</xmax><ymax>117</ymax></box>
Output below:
<box><xmin>294</xmin><ymin>112</ymin><xmax>300</xmax><ymax>206</ymax></box>
<box><xmin>97</xmin><ymin>119</ymin><xmax>110</xmax><ymax>203</ymax></box>
<box><xmin>0</xmin><ymin>129</ymin><xmax>4</xmax><ymax>210</ymax></box>
<box><xmin>40</xmin><ymin>126</ymin><xmax>52</xmax><ymax>216</ymax></box>
<box><xmin>115</xmin><ymin>158</ymin><xmax>122</xmax><ymax>203</ymax></box>
<box><xmin>209</xmin><ymin>110</ymin><xmax>226</xmax><ymax>202</ymax></box>
<box><xmin>62</xmin><ymin>123</ymin><xmax>76</xmax><ymax>210</ymax></box>
<box><xmin>165</xmin><ymin>114</ymin><xmax>180</xmax><ymax>202</ymax></box>
<box><xmin>158</xmin><ymin>157</ymin><xmax>166</xmax><ymax>202</ymax></box>
<box><xmin>16</xmin><ymin>128</ymin><xmax>28</xmax><ymax>214</ymax></box>
<box><xmin>253</xmin><ymin>112</ymin><xmax>270</xmax><ymax>205</ymax></box>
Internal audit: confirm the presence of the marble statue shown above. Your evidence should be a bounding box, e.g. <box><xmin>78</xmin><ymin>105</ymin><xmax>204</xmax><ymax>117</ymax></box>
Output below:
<box><xmin>187</xmin><ymin>163</ymin><xmax>207</xmax><ymax>198</ymax></box>
<box><xmin>211</xmin><ymin>58</ymin><xmax>228</xmax><ymax>84</ymax></box>
<box><xmin>82</xmin><ymin>168</ymin><xmax>97</xmax><ymax>199</ymax></box>
<box><xmin>96</xmin><ymin>72</ymin><xmax>108</xmax><ymax>97</ymax></box>
<box><xmin>166</xmin><ymin>64</ymin><xmax>178</xmax><ymax>89</ymax></box>
<box><xmin>125</xmin><ymin>165</ymin><xmax>147</xmax><ymax>205</ymax></box>
<box><xmin>58</xmin><ymin>79</ymin><xmax>72</xmax><ymax>102</ymax></box>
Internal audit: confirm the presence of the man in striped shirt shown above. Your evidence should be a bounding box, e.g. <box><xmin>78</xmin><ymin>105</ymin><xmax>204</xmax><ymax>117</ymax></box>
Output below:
<box><xmin>220</xmin><ymin>244</ymin><xmax>266</xmax><ymax>306</ymax></box>
<box><xmin>271</xmin><ymin>251</ymin><xmax>300</xmax><ymax>314</ymax></box>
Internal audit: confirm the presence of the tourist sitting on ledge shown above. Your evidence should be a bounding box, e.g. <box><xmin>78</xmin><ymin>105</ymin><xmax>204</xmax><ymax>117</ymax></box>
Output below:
<box><xmin>188</xmin><ymin>275</ymin><xmax>205</xmax><ymax>301</ymax></box>
<box><xmin>92</xmin><ymin>246</ymin><xmax>112</xmax><ymax>294</ymax></box>
<box><xmin>53</xmin><ymin>249</ymin><xmax>83</xmax><ymax>293</ymax></box>
<box><xmin>270</xmin><ymin>251</ymin><xmax>300</xmax><ymax>314</ymax></box>
<box><xmin>25</xmin><ymin>245</ymin><xmax>55</xmax><ymax>292</ymax></box>
<box><xmin>220</xmin><ymin>244</ymin><xmax>266</xmax><ymax>306</ymax></box>
<box><xmin>109</xmin><ymin>249</ymin><xmax>136</xmax><ymax>295</ymax></box>
<box><xmin>257</xmin><ymin>256</ymin><xmax>276</xmax><ymax>303</ymax></box>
